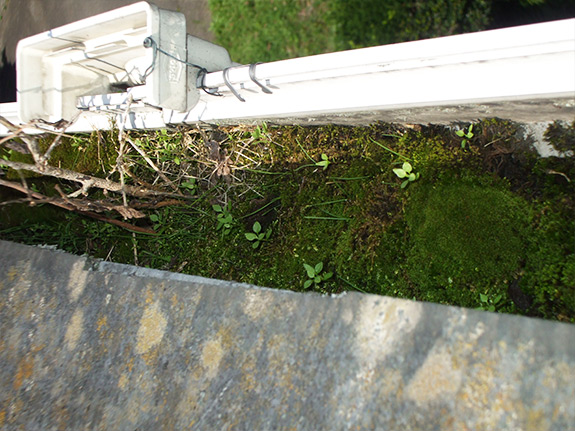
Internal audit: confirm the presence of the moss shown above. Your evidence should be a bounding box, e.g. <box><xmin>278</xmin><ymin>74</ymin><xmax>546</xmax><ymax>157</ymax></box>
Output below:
<box><xmin>544</xmin><ymin>120</ymin><xmax>575</xmax><ymax>154</ymax></box>
<box><xmin>1</xmin><ymin>121</ymin><xmax>574</xmax><ymax>321</ymax></box>
<box><xmin>404</xmin><ymin>176</ymin><xmax>530</xmax><ymax>307</ymax></box>
<box><xmin>521</xmin><ymin>196</ymin><xmax>575</xmax><ymax>321</ymax></box>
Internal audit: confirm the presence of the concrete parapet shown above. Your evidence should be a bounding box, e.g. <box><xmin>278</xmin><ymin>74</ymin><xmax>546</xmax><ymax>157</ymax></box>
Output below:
<box><xmin>0</xmin><ymin>240</ymin><xmax>573</xmax><ymax>429</ymax></box>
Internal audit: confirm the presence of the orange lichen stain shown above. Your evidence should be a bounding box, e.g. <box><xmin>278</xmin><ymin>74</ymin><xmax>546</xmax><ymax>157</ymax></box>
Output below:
<box><xmin>118</xmin><ymin>373</ymin><xmax>129</xmax><ymax>390</ymax></box>
<box><xmin>13</xmin><ymin>355</ymin><xmax>34</xmax><ymax>390</ymax></box>
<box><xmin>96</xmin><ymin>315</ymin><xmax>107</xmax><ymax>332</ymax></box>
<box><xmin>526</xmin><ymin>409</ymin><xmax>548</xmax><ymax>431</ymax></box>
<box><xmin>135</xmin><ymin>304</ymin><xmax>168</xmax><ymax>355</ymax></box>
<box><xmin>201</xmin><ymin>337</ymin><xmax>224</xmax><ymax>379</ymax></box>
<box><xmin>145</xmin><ymin>289</ymin><xmax>155</xmax><ymax>305</ymax></box>
<box><xmin>67</xmin><ymin>260</ymin><xmax>88</xmax><ymax>302</ymax></box>
<box><xmin>31</xmin><ymin>344</ymin><xmax>46</xmax><ymax>353</ymax></box>
<box><xmin>142</xmin><ymin>345</ymin><xmax>160</xmax><ymax>367</ymax></box>
<box><xmin>0</xmin><ymin>409</ymin><xmax>5</xmax><ymax>426</ymax></box>
<box><xmin>241</xmin><ymin>357</ymin><xmax>258</xmax><ymax>392</ymax></box>
<box><xmin>216</xmin><ymin>326</ymin><xmax>234</xmax><ymax>349</ymax></box>
<box><xmin>170</xmin><ymin>294</ymin><xmax>179</xmax><ymax>308</ymax></box>
<box><xmin>126</xmin><ymin>357</ymin><xmax>135</xmax><ymax>373</ymax></box>
<box><xmin>6</xmin><ymin>267</ymin><xmax>18</xmax><ymax>282</ymax></box>
<box><xmin>64</xmin><ymin>309</ymin><xmax>84</xmax><ymax>351</ymax></box>
<box><xmin>406</xmin><ymin>348</ymin><xmax>462</xmax><ymax>404</ymax></box>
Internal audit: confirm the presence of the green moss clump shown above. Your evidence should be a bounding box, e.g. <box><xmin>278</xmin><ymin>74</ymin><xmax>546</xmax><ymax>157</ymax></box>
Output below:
<box><xmin>521</xmin><ymin>196</ymin><xmax>575</xmax><ymax>320</ymax></box>
<box><xmin>544</xmin><ymin>121</ymin><xmax>575</xmax><ymax>154</ymax></box>
<box><xmin>405</xmin><ymin>177</ymin><xmax>530</xmax><ymax>306</ymax></box>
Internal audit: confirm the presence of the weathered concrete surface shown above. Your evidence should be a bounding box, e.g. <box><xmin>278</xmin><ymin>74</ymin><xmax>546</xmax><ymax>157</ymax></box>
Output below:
<box><xmin>0</xmin><ymin>240</ymin><xmax>574</xmax><ymax>430</ymax></box>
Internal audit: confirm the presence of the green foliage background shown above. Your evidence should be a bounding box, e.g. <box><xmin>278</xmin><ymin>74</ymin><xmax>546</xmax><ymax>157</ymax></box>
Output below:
<box><xmin>209</xmin><ymin>0</ymin><xmax>574</xmax><ymax>64</ymax></box>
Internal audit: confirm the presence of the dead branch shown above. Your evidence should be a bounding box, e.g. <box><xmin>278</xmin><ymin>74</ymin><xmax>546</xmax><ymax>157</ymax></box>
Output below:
<box><xmin>0</xmin><ymin>158</ymin><xmax>193</xmax><ymax>199</ymax></box>
<box><xmin>130</xmin><ymin>199</ymin><xmax>186</xmax><ymax>209</ymax></box>
<box><xmin>0</xmin><ymin>115</ymin><xmax>43</xmax><ymax>166</ymax></box>
<box><xmin>41</xmin><ymin>114</ymin><xmax>80</xmax><ymax>163</ymax></box>
<box><xmin>53</xmin><ymin>184</ymin><xmax>145</xmax><ymax>219</ymax></box>
<box><xmin>126</xmin><ymin>136</ymin><xmax>182</xmax><ymax>194</ymax></box>
<box><xmin>0</xmin><ymin>178</ymin><xmax>155</xmax><ymax>234</ymax></box>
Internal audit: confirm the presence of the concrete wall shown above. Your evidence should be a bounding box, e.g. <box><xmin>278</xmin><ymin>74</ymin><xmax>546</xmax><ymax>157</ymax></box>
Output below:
<box><xmin>0</xmin><ymin>240</ymin><xmax>574</xmax><ymax>429</ymax></box>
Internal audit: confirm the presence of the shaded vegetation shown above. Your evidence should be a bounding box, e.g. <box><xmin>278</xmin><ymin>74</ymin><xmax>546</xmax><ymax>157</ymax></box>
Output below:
<box><xmin>1</xmin><ymin>120</ymin><xmax>574</xmax><ymax>322</ymax></box>
<box><xmin>208</xmin><ymin>0</ymin><xmax>574</xmax><ymax>63</ymax></box>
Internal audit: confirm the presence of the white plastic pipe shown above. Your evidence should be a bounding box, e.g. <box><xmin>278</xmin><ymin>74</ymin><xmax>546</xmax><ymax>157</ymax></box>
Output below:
<box><xmin>1</xmin><ymin>18</ymin><xmax>573</xmax><ymax>136</ymax></box>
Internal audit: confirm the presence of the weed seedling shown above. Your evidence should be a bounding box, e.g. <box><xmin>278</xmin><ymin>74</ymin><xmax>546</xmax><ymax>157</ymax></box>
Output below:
<box><xmin>180</xmin><ymin>178</ymin><xmax>197</xmax><ymax>194</ymax></box>
<box><xmin>245</xmin><ymin>221</ymin><xmax>272</xmax><ymax>249</ymax></box>
<box><xmin>478</xmin><ymin>292</ymin><xmax>503</xmax><ymax>312</ymax></box>
<box><xmin>213</xmin><ymin>203</ymin><xmax>234</xmax><ymax>235</ymax></box>
<box><xmin>149</xmin><ymin>212</ymin><xmax>164</xmax><ymax>232</ymax></box>
<box><xmin>456</xmin><ymin>124</ymin><xmax>474</xmax><ymax>149</ymax></box>
<box><xmin>315</xmin><ymin>153</ymin><xmax>331</xmax><ymax>170</ymax></box>
<box><xmin>296</xmin><ymin>139</ymin><xmax>332</xmax><ymax>171</ymax></box>
<box><xmin>251</xmin><ymin>123</ymin><xmax>269</xmax><ymax>143</ymax></box>
<box><xmin>393</xmin><ymin>161</ymin><xmax>420</xmax><ymax>188</ymax></box>
<box><xmin>303</xmin><ymin>262</ymin><xmax>333</xmax><ymax>289</ymax></box>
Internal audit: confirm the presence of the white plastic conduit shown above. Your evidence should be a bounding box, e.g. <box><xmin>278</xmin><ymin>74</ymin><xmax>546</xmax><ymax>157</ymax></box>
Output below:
<box><xmin>0</xmin><ymin>18</ymin><xmax>573</xmax><ymax>136</ymax></box>
<box><xmin>175</xmin><ymin>18</ymin><xmax>574</xmax><ymax>123</ymax></box>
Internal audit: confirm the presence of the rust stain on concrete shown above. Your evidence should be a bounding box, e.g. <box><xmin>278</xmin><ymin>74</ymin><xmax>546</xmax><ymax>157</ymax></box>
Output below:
<box><xmin>135</xmin><ymin>303</ymin><xmax>168</xmax><ymax>355</ymax></box>
<box><xmin>96</xmin><ymin>315</ymin><xmax>107</xmax><ymax>332</ymax></box>
<box><xmin>13</xmin><ymin>355</ymin><xmax>34</xmax><ymax>390</ymax></box>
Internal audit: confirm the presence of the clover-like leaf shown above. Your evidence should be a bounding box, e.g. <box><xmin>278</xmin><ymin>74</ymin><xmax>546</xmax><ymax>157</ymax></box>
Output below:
<box><xmin>245</xmin><ymin>233</ymin><xmax>258</xmax><ymax>241</ymax></box>
<box><xmin>303</xmin><ymin>263</ymin><xmax>315</xmax><ymax>278</ymax></box>
<box><xmin>323</xmin><ymin>272</ymin><xmax>333</xmax><ymax>281</ymax></box>
<box><xmin>402</xmin><ymin>161</ymin><xmax>412</xmax><ymax>173</ymax></box>
<box><xmin>314</xmin><ymin>275</ymin><xmax>321</xmax><ymax>284</ymax></box>
<box><xmin>212</xmin><ymin>204</ymin><xmax>223</xmax><ymax>212</ymax></box>
<box><xmin>253</xmin><ymin>221</ymin><xmax>261</xmax><ymax>234</ymax></box>
<box><xmin>393</xmin><ymin>168</ymin><xmax>407</xmax><ymax>178</ymax></box>
<box><xmin>401</xmin><ymin>179</ymin><xmax>409</xmax><ymax>189</ymax></box>
<box><xmin>252</xmin><ymin>241</ymin><xmax>260</xmax><ymax>249</ymax></box>
<box><xmin>456</xmin><ymin>130</ymin><xmax>465</xmax><ymax>137</ymax></box>
<box><xmin>315</xmin><ymin>262</ymin><xmax>323</xmax><ymax>274</ymax></box>
<box><xmin>304</xmin><ymin>279</ymin><xmax>313</xmax><ymax>289</ymax></box>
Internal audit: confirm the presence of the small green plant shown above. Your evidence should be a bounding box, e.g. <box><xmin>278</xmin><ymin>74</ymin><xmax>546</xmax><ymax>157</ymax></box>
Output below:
<box><xmin>478</xmin><ymin>292</ymin><xmax>503</xmax><ymax>312</ymax></box>
<box><xmin>456</xmin><ymin>124</ymin><xmax>474</xmax><ymax>149</ymax></box>
<box><xmin>296</xmin><ymin>138</ymin><xmax>332</xmax><ymax>171</ymax></box>
<box><xmin>393</xmin><ymin>161</ymin><xmax>420</xmax><ymax>188</ymax></box>
<box><xmin>314</xmin><ymin>153</ymin><xmax>331</xmax><ymax>170</ymax></box>
<box><xmin>244</xmin><ymin>221</ymin><xmax>272</xmax><ymax>249</ymax></box>
<box><xmin>303</xmin><ymin>262</ymin><xmax>333</xmax><ymax>289</ymax></box>
<box><xmin>149</xmin><ymin>212</ymin><xmax>165</xmax><ymax>232</ymax></box>
<box><xmin>213</xmin><ymin>203</ymin><xmax>234</xmax><ymax>235</ymax></box>
<box><xmin>180</xmin><ymin>178</ymin><xmax>197</xmax><ymax>194</ymax></box>
<box><xmin>251</xmin><ymin>123</ymin><xmax>269</xmax><ymax>142</ymax></box>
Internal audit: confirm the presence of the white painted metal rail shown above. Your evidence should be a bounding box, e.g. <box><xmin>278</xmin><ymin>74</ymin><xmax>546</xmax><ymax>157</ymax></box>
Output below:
<box><xmin>1</xmin><ymin>18</ymin><xmax>574</xmax><ymax>136</ymax></box>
